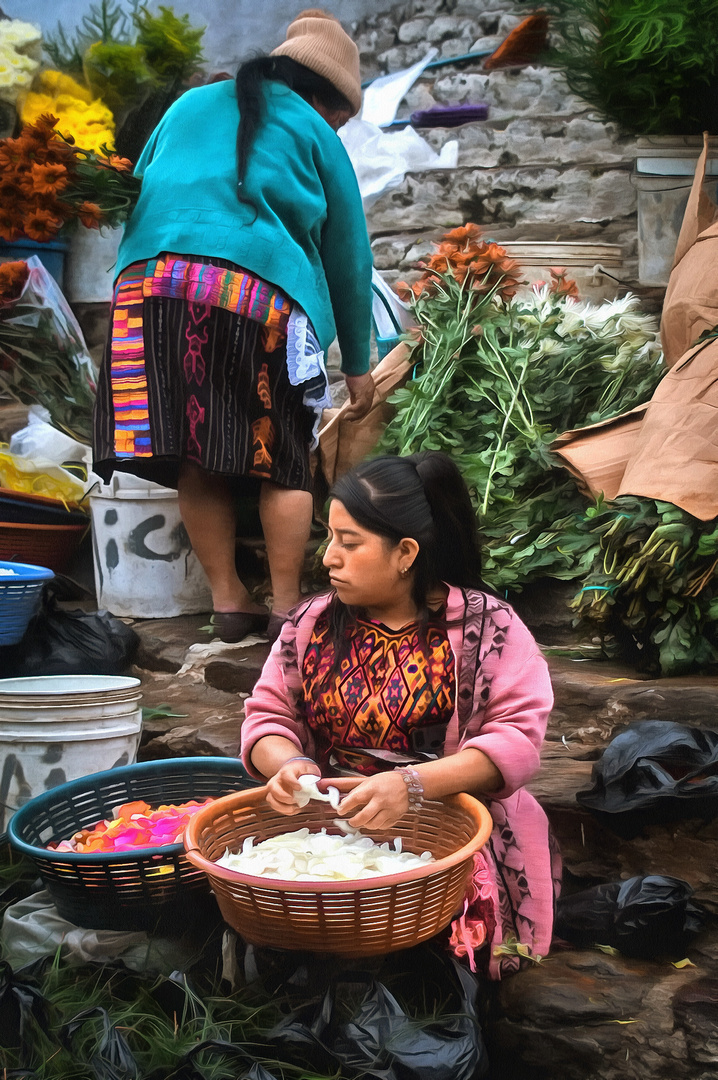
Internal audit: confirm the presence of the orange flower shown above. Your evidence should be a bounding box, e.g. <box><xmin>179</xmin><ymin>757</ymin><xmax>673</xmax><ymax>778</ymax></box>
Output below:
<box><xmin>0</xmin><ymin>260</ymin><xmax>30</xmax><ymax>305</ymax></box>
<box><xmin>24</xmin><ymin>207</ymin><xmax>62</xmax><ymax>242</ymax></box>
<box><xmin>77</xmin><ymin>200</ymin><xmax>103</xmax><ymax>229</ymax></box>
<box><xmin>549</xmin><ymin>266</ymin><xmax>579</xmax><ymax>299</ymax></box>
<box><xmin>0</xmin><ymin>216</ymin><xmax>22</xmax><ymax>243</ymax></box>
<box><xmin>107</xmin><ymin>153</ymin><xmax>133</xmax><ymax>172</ymax></box>
<box><xmin>30</xmin><ymin>161</ymin><xmax>69</xmax><ymax>195</ymax></box>
<box><xmin>442</xmin><ymin>223</ymin><xmax>482</xmax><ymax>246</ymax></box>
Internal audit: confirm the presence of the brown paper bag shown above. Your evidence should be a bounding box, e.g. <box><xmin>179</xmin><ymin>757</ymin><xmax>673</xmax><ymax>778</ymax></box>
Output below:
<box><xmin>318</xmin><ymin>340</ymin><xmax>414</xmax><ymax>486</ymax></box>
<box><xmin>550</xmin><ymin>406</ymin><xmax>647</xmax><ymax>499</ymax></box>
<box><xmin>660</xmin><ymin>132</ymin><xmax>718</xmax><ymax>366</ymax></box>
<box><xmin>617</xmin><ymin>336</ymin><xmax>718</xmax><ymax>519</ymax></box>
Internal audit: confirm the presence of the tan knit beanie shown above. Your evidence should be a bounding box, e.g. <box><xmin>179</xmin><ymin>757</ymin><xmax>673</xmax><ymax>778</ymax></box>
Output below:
<box><xmin>271</xmin><ymin>8</ymin><xmax>362</xmax><ymax>116</ymax></box>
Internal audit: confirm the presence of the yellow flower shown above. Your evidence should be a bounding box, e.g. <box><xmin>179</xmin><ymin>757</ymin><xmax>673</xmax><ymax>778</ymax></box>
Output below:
<box><xmin>20</xmin><ymin>76</ymin><xmax>115</xmax><ymax>153</ymax></box>
<box><xmin>38</xmin><ymin>69</ymin><xmax>93</xmax><ymax>104</ymax></box>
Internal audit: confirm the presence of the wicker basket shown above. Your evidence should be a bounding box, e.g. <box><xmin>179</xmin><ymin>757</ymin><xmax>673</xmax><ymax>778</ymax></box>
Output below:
<box><xmin>183</xmin><ymin>786</ymin><xmax>493</xmax><ymax>957</ymax></box>
<box><xmin>0</xmin><ymin>521</ymin><xmax>88</xmax><ymax>573</ymax></box>
<box><xmin>7</xmin><ymin>757</ymin><xmax>260</xmax><ymax>931</ymax></box>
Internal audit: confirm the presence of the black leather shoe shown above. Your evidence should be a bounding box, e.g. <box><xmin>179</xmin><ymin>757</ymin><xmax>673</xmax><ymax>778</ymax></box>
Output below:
<box><xmin>213</xmin><ymin>611</ymin><xmax>269</xmax><ymax>643</ymax></box>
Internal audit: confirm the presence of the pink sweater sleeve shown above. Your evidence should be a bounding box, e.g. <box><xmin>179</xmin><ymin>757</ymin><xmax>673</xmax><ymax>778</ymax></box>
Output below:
<box><xmin>240</xmin><ymin>617</ymin><xmax>317</xmax><ymax>779</ymax></box>
<box><xmin>459</xmin><ymin>613</ymin><xmax>553</xmax><ymax>799</ymax></box>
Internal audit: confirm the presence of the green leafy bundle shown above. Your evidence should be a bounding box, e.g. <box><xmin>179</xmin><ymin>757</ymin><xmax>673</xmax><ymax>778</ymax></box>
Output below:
<box><xmin>543</xmin><ymin>0</ymin><xmax>718</xmax><ymax>135</ymax></box>
<box><xmin>573</xmin><ymin>497</ymin><xmax>718</xmax><ymax>674</ymax></box>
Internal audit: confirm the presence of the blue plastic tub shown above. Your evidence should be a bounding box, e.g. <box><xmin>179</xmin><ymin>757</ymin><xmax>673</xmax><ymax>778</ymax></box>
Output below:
<box><xmin>0</xmin><ymin>560</ymin><xmax>54</xmax><ymax>645</ymax></box>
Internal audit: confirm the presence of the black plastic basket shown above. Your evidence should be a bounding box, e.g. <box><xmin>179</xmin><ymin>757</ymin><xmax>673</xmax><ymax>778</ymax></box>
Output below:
<box><xmin>7</xmin><ymin>757</ymin><xmax>259</xmax><ymax>931</ymax></box>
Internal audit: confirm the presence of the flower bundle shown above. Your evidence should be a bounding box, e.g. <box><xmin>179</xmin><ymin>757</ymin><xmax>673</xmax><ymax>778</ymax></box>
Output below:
<box><xmin>0</xmin><ymin>255</ymin><xmax>97</xmax><ymax>442</ymax></box>
<box><xmin>0</xmin><ymin>113</ymin><xmax>139</xmax><ymax>242</ymax></box>
<box><xmin>380</xmin><ymin>224</ymin><xmax>665</xmax><ymax>596</ymax></box>
<box><xmin>20</xmin><ymin>69</ymin><xmax>115</xmax><ymax>155</ymax></box>
<box><xmin>44</xmin><ymin>1</ymin><xmax>205</xmax><ymax>160</ymax></box>
<box><xmin>0</xmin><ymin>18</ymin><xmax>41</xmax><ymax>106</ymax></box>
<box><xmin>397</xmin><ymin>223</ymin><xmax>523</xmax><ymax>303</ymax></box>
<box><xmin>49</xmin><ymin>797</ymin><xmax>214</xmax><ymax>853</ymax></box>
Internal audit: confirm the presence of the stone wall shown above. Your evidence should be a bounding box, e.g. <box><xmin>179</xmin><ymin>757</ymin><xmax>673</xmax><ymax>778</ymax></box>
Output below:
<box><xmin>352</xmin><ymin>0</ymin><xmax>644</xmax><ymax>290</ymax></box>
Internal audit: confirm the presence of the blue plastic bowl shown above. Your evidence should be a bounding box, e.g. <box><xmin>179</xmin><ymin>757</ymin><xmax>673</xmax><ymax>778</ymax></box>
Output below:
<box><xmin>0</xmin><ymin>560</ymin><xmax>54</xmax><ymax>646</ymax></box>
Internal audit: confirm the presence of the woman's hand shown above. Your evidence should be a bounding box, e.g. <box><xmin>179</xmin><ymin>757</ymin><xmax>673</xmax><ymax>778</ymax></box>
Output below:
<box><xmin>265</xmin><ymin>760</ymin><xmax>321</xmax><ymax>816</ymax></box>
<box><xmin>342</xmin><ymin>372</ymin><xmax>374</xmax><ymax>421</ymax></box>
<box><xmin>332</xmin><ymin>771</ymin><xmax>409</xmax><ymax>831</ymax></box>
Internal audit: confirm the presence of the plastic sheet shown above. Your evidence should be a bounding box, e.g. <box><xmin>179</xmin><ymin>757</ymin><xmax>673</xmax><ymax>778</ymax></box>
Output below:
<box><xmin>554</xmin><ymin>875</ymin><xmax>703</xmax><ymax>959</ymax></box>
<box><xmin>576</xmin><ymin>720</ymin><xmax>718</xmax><ymax>836</ymax></box>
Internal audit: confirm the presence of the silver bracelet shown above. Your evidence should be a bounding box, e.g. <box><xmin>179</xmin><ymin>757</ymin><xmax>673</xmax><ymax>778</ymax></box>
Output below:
<box><xmin>398</xmin><ymin>766</ymin><xmax>424</xmax><ymax>811</ymax></box>
<box><xmin>285</xmin><ymin>755</ymin><xmax>318</xmax><ymax>768</ymax></box>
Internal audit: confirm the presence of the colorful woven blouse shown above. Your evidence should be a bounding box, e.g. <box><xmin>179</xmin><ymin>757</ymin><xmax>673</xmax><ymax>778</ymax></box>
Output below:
<box><xmin>301</xmin><ymin>610</ymin><xmax>456</xmax><ymax>774</ymax></box>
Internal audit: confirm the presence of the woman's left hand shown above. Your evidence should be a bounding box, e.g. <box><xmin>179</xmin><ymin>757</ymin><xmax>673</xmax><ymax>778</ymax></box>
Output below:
<box><xmin>332</xmin><ymin>771</ymin><xmax>409</xmax><ymax>830</ymax></box>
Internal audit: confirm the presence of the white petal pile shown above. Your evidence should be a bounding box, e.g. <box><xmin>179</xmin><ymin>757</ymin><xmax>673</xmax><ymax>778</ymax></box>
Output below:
<box><xmin>292</xmin><ymin>773</ymin><xmax>341</xmax><ymax>809</ymax></box>
<box><xmin>216</xmin><ymin>826</ymin><xmax>434</xmax><ymax>881</ymax></box>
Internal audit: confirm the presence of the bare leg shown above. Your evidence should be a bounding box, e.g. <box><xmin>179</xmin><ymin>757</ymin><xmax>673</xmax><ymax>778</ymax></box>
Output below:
<box><xmin>260</xmin><ymin>481</ymin><xmax>313</xmax><ymax>615</ymax></box>
<box><xmin>178</xmin><ymin>461</ymin><xmax>265</xmax><ymax>614</ymax></box>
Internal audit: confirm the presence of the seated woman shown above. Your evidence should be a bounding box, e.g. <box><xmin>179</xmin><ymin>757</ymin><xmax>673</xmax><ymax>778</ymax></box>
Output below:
<box><xmin>240</xmin><ymin>452</ymin><xmax>560</xmax><ymax>977</ymax></box>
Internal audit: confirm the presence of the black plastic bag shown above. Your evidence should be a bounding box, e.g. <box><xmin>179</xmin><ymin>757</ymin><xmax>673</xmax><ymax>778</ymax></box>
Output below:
<box><xmin>576</xmin><ymin>721</ymin><xmax>718</xmax><ymax>836</ymax></box>
<box><xmin>264</xmin><ymin>944</ymin><xmax>489</xmax><ymax>1080</ymax></box>
<box><xmin>0</xmin><ymin>590</ymin><xmax>139</xmax><ymax>676</ymax></box>
<box><xmin>60</xmin><ymin>1006</ymin><xmax>139</xmax><ymax>1080</ymax></box>
<box><xmin>554</xmin><ymin>875</ymin><xmax>704</xmax><ymax>959</ymax></box>
<box><xmin>0</xmin><ymin>960</ymin><xmax>50</xmax><ymax>1058</ymax></box>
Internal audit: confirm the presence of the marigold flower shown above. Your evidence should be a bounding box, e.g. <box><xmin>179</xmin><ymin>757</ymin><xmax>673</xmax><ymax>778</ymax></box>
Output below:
<box><xmin>0</xmin><ymin>259</ymin><xmax>29</xmax><ymax>304</ymax></box>
<box><xmin>107</xmin><ymin>154</ymin><xmax>133</xmax><ymax>172</ymax></box>
<box><xmin>24</xmin><ymin>206</ymin><xmax>62</xmax><ymax>242</ymax></box>
<box><xmin>30</xmin><ymin>160</ymin><xmax>68</xmax><ymax>195</ymax></box>
<box><xmin>78</xmin><ymin>200</ymin><xmax>103</xmax><ymax>229</ymax></box>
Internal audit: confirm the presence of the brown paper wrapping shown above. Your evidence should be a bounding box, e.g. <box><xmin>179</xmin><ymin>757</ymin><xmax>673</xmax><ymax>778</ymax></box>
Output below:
<box><xmin>617</xmin><ymin>337</ymin><xmax>718</xmax><ymax>519</ymax></box>
<box><xmin>318</xmin><ymin>340</ymin><xmax>414</xmax><ymax>486</ymax></box>
<box><xmin>551</xmin><ymin>407</ymin><xmax>647</xmax><ymax>500</ymax></box>
<box><xmin>660</xmin><ymin>132</ymin><xmax>718</xmax><ymax>366</ymax></box>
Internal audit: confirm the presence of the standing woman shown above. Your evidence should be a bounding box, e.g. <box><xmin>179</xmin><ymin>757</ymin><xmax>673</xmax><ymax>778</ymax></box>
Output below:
<box><xmin>93</xmin><ymin>10</ymin><xmax>374</xmax><ymax>643</ymax></box>
<box><xmin>241</xmin><ymin>453</ymin><xmax>561</xmax><ymax>978</ymax></box>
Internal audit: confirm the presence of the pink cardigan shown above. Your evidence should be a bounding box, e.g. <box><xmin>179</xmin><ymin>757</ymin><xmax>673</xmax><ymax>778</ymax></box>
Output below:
<box><xmin>241</xmin><ymin>585</ymin><xmax>553</xmax><ymax>798</ymax></box>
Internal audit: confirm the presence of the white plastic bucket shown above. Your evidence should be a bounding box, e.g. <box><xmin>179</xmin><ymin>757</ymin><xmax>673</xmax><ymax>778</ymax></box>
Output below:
<box><xmin>0</xmin><ymin>675</ymin><xmax>143</xmax><ymax>833</ymax></box>
<box><xmin>64</xmin><ymin>225</ymin><xmax>123</xmax><ymax>303</ymax></box>
<box><xmin>90</xmin><ymin>474</ymin><xmax>212</xmax><ymax>618</ymax></box>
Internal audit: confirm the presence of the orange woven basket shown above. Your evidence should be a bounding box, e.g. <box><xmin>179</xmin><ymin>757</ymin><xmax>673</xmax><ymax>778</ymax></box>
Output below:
<box><xmin>183</xmin><ymin>785</ymin><xmax>493</xmax><ymax>957</ymax></box>
<box><xmin>0</xmin><ymin>522</ymin><xmax>88</xmax><ymax>573</ymax></box>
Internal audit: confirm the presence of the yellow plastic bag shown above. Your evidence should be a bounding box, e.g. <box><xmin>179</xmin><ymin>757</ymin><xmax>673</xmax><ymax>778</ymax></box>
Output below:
<box><xmin>0</xmin><ymin>448</ymin><xmax>86</xmax><ymax>507</ymax></box>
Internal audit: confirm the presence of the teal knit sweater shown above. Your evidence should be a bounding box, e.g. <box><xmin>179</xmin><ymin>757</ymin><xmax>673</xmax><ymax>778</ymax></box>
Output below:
<box><xmin>117</xmin><ymin>79</ymin><xmax>372</xmax><ymax>374</ymax></box>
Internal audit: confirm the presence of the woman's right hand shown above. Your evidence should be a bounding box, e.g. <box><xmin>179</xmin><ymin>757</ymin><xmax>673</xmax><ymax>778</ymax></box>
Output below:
<box><xmin>265</xmin><ymin>759</ymin><xmax>322</xmax><ymax>816</ymax></box>
<box><xmin>342</xmin><ymin>371</ymin><xmax>375</xmax><ymax>421</ymax></box>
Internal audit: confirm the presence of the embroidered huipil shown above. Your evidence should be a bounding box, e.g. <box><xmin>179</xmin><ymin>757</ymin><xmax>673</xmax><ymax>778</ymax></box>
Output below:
<box><xmin>301</xmin><ymin>611</ymin><xmax>456</xmax><ymax>774</ymax></box>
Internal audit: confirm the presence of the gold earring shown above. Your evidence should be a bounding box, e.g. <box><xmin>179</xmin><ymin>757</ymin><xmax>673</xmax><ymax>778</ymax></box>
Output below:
<box><xmin>400</xmin><ymin>565</ymin><xmax>410</xmax><ymax>576</ymax></box>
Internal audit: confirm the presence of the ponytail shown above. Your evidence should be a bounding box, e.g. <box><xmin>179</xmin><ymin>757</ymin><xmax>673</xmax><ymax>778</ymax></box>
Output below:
<box><xmin>234</xmin><ymin>53</ymin><xmax>352</xmax><ymax>199</ymax></box>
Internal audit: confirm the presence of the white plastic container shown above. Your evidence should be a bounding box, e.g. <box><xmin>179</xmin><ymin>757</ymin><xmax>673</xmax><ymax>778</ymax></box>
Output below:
<box><xmin>90</xmin><ymin>473</ymin><xmax>212</xmax><ymax>618</ymax></box>
<box><xmin>64</xmin><ymin>225</ymin><xmax>123</xmax><ymax>303</ymax></box>
<box><xmin>501</xmin><ymin>241</ymin><xmax>624</xmax><ymax>302</ymax></box>
<box><xmin>0</xmin><ymin>675</ymin><xmax>143</xmax><ymax>833</ymax></box>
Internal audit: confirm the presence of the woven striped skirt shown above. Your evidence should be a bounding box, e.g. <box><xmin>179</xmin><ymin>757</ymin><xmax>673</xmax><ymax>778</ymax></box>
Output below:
<box><xmin>93</xmin><ymin>254</ymin><xmax>315</xmax><ymax>492</ymax></box>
